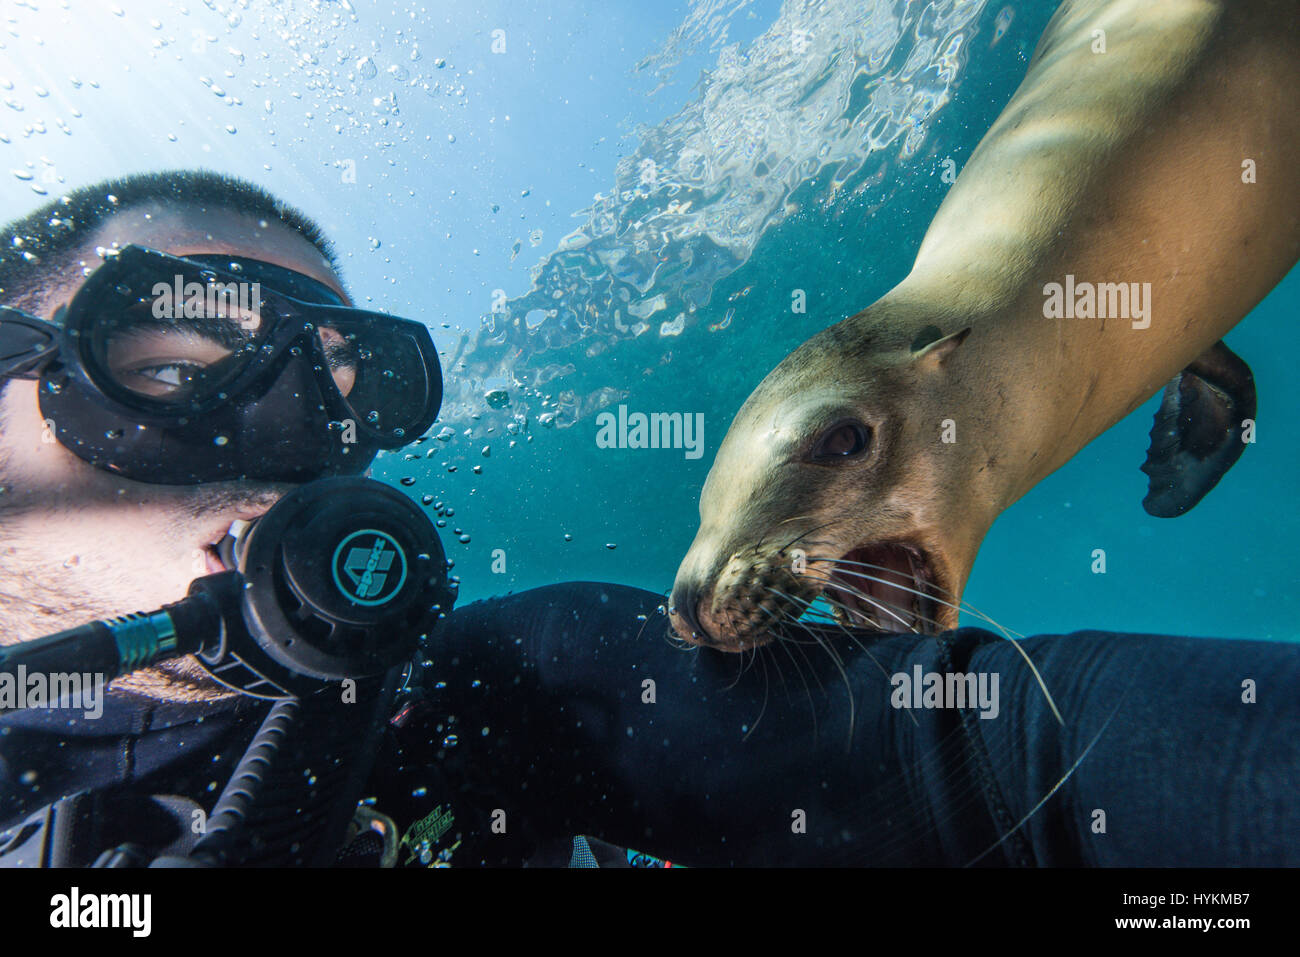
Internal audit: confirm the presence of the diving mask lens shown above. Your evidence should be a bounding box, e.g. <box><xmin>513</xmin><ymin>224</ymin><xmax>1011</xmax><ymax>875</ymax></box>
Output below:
<box><xmin>318</xmin><ymin>317</ymin><xmax>434</xmax><ymax>441</ymax></box>
<box><xmin>67</xmin><ymin>247</ymin><xmax>442</xmax><ymax>448</ymax></box>
<box><xmin>85</xmin><ymin>270</ymin><xmax>265</xmax><ymax>410</ymax></box>
<box><xmin>40</xmin><ymin>245</ymin><xmax>444</xmax><ymax>485</ymax></box>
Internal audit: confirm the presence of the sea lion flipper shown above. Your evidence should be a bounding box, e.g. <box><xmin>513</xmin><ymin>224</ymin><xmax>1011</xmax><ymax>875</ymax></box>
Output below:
<box><xmin>1140</xmin><ymin>340</ymin><xmax>1255</xmax><ymax>518</ymax></box>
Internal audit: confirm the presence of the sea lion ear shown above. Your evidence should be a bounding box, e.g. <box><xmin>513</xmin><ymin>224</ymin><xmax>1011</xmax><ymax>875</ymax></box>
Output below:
<box><xmin>910</xmin><ymin>326</ymin><xmax>971</xmax><ymax>367</ymax></box>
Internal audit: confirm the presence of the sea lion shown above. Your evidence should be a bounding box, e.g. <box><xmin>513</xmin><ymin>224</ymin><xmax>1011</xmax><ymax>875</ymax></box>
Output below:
<box><xmin>669</xmin><ymin>0</ymin><xmax>1300</xmax><ymax>650</ymax></box>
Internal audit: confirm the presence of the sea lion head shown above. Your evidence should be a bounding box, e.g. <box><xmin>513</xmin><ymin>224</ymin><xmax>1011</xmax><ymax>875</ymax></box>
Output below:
<box><xmin>670</xmin><ymin>312</ymin><xmax>991</xmax><ymax>651</ymax></box>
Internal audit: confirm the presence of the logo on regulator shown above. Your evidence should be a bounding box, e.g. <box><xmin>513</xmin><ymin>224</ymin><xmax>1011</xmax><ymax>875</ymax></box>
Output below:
<box><xmin>332</xmin><ymin>529</ymin><xmax>408</xmax><ymax>606</ymax></box>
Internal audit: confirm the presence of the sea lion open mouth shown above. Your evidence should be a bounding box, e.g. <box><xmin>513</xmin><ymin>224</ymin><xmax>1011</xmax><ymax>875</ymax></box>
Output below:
<box><xmin>668</xmin><ymin>537</ymin><xmax>951</xmax><ymax>651</ymax></box>
<box><xmin>822</xmin><ymin>542</ymin><xmax>941</xmax><ymax>635</ymax></box>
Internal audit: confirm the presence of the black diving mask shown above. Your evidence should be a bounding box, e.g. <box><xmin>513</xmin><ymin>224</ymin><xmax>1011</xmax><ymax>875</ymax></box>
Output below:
<box><xmin>0</xmin><ymin>244</ymin><xmax>443</xmax><ymax>484</ymax></box>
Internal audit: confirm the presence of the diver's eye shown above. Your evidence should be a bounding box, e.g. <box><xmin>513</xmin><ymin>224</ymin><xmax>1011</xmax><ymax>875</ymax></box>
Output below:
<box><xmin>116</xmin><ymin>360</ymin><xmax>210</xmax><ymax>397</ymax></box>
<box><xmin>809</xmin><ymin>421</ymin><xmax>871</xmax><ymax>462</ymax></box>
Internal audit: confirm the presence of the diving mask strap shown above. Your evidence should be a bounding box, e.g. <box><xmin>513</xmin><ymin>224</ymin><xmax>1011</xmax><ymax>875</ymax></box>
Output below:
<box><xmin>0</xmin><ymin>306</ymin><xmax>62</xmax><ymax>380</ymax></box>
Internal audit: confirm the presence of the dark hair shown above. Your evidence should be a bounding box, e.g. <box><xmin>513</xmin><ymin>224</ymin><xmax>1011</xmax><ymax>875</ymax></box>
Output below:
<box><xmin>0</xmin><ymin>168</ymin><xmax>341</xmax><ymax>313</ymax></box>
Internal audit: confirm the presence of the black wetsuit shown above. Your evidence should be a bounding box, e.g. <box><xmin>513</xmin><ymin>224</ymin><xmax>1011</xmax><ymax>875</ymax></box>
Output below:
<box><xmin>2</xmin><ymin>582</ymin><xmax>1297</xmax><ymax>866</ymax></box>
<box><xmin>415</xmin><ymin>582</ymin><xmax>1300</xmax><ymax>866</ymax></box>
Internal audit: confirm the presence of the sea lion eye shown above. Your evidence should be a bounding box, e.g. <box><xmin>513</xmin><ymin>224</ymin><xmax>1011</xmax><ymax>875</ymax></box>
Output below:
<box><xmin>809</xmin><ymin>421</ymin><xmax>871</xmax><ymax>461</ymax></box>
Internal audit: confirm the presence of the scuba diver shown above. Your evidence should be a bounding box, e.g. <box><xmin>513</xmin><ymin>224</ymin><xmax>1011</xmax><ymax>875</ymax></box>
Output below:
<box><xmin>0</xmin><ymin>169</ymin><xmax>461</xmax><ymax>866</ymax></box>
<box><xmin>0</xmin><ymin>170</ymin><xmax>1297</xmax><ymax>868</ymax></box>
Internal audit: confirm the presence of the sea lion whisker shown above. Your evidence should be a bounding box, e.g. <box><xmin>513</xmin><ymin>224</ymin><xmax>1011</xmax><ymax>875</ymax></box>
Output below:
<box><xmin>965</xmin><ymin>690</ymin><xmax>1130</xmax><ymax>866</ymax></box>
<box><xmin>767</xmin><ymin>584</ymin><xmax>860</xmax><ymax>750</ymax></box>
<box><xmin>775</xmin><ymin>605</ymin><xmax>850</xmax><ymax>674</ymax></box>
<box><xmin>763</xmin><ymin>599</ymin><xmax>839</xmax><ymax>647</ymax></box>
<box><xmin>765</xmin><ymin>596</ymin><xmax>922</xmax><ymax>730</ymax></box>
<box><xmin>799</xmin><ymin>570</ymin><xmax>939</xmax><ymax>635</ymax></box>
<box><xmin>823</xmin><ymin>555</ymin><xmax>992</xmax><ymax>616</ymax></box>
<box><xmin>783</xmin><ymin>635</ymin><xmax>823</xmax><ymax>744</ymax></box>
<box><xmin>793</xmin><ymin>571</ymin><xmax>923</xmax><ymax>634</ymax></box>
<box><xmin>770</xmin><ymin>518</ymin><xmax>845</xmax><ymax>556</ymax></box>
<box><xmin>758</xmin><ymin>605</ymin><xmax>821</xmax><ymax>737</ymax></box>
<box><xmin>643</xmin><ymin>595</ymin><xmax>697</xmax><ymax>651</ymax></box>
<box><xmin>788</xmin><ymin>589</ymin><xmax>879</xmax><ymax>632</ymax></box>
<box><xmin>658</xmin><ymin>617</ymin><xmax>696</xmax><ymax>651</ymax></box>
<box><xmin>809</xmin><ymin>608</ymin><xmax>920</xmax><ymax>731</ymax></box>
<box><xmin>756</xmin><ymin>514</ymin><xmax>824</xmax><ymax>551</ymax></box>
<box><xmin>740</xmin><ymin>644</ymin><xmax>773</xmax><ymax>742</ymax></box>
<box><xmin>719</xmin><ymin>604</ymin><xmax>757</xmax><ymax>691</ymax></box>
<box><xmin>816</xmin><ymin>554</ymin><xmax>1027</xmax><ymax>642</ymax></box>
<box><xmin>813</xmin><ymin>560</ymin><xmax>1063</xmax><ymax>725</ymax></box>
<box><xmin>763</xmin><ymin>628</ymin><xmax>796</xmax><ymax>708</ymax></box>
<box><xmin>795</xmin><ymin>572</ymin><xmax>1029</xmax><ymax>728</ymax></box>
<box><xmin>787</xmin><ymin>538</ymin><xmax>839</xmax><ymax>549</ymax></box>
<box><xmin>813</xmin><ymin>558</ymin><xmax>983</xmax><ymax>631</ymax></box>
<box><xmin>785</xmin><ymin>564</ymin><xmax>951</xmax><ymax>647</ymax></box>
<box><xmin>762</xmin><ymin>595</ymin><xmax>830</xmax><ymax>698</ymax></box>
<box><xmin>770</xmin><ymin>590</ymin><xmax>952</xmax><ymax>734</ymax></box>
<box><xmin>730</xmin><ymin>616</ymin><xmax>763</xmax><ymax>678</ymax></box>
<box><xmin>714</xmin><ymin>618</ymin><xmax>775</xmax><ymax>737</ymax></box>
<box><xmin>808</xmin><ymin>623</ymin><xmax>855</xmax><ymax>754</ymax></box>
<box><xmin>763</xmin><ymin>589</ymin><xmax>838</xmax><ymax>637</ymax></box>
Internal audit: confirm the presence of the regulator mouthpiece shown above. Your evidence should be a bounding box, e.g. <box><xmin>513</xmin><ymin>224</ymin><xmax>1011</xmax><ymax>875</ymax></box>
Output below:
<box><xmin>198</xmin><ymin>476</ymin><xmax>457</xmax><ymax>698</ymax></box>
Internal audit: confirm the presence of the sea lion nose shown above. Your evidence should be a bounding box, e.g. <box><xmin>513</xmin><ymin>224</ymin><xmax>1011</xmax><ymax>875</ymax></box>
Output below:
<box><xmin>669</xmin><ymin>584</ymin><xmax>708</xmax><ymax>643</ymax></box>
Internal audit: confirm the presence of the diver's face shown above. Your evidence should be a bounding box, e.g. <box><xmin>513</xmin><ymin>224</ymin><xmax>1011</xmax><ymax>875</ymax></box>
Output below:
<box><xmin>0</xmin><ymin>204</ymin><xmax>347</xmax><ymax>696</ymax></box>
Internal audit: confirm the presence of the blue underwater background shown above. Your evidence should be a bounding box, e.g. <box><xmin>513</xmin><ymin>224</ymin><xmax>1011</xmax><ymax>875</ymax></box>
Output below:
<box><xmin>0</xmin><ymin>0</ymin><xmax>1294</xmax><ymax>642</ymax></box>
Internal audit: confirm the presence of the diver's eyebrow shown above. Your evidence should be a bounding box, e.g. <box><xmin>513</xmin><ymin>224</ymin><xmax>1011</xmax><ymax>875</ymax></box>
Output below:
<box><xmin>119</xmin><ymin>315</ymin><xmax>256</xmax><ymax>350</ymax></box>
<box><xmin>321</xmin><ymin>337</ymin><xmax>357</xmax><ymax>369</ymax></box>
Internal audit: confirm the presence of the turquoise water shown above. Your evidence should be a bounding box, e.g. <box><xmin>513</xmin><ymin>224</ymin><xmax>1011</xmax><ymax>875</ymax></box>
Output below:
<box><xmin>1</xmin><ymin>0</ymin><xmax>1294</xmax><ymax>641</ymax></box>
